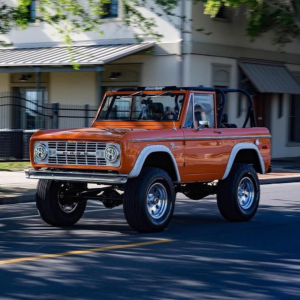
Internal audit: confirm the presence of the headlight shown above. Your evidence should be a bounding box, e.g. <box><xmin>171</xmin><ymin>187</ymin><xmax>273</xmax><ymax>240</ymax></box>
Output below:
<box><xmin>34</xmin><ymin>143</ymin><xmax>48</xmax><ymax>161</ymax></box>
<box><xmin>105</xmin><ymin>145</ymin><xmax>120</xmax><ymax>163</ymax></box>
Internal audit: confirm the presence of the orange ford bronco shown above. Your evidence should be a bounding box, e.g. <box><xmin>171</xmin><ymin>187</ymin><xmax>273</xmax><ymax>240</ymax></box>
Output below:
<box><xmin>26</xmin><ymin>87</ymin><xmax>271</xmax><ymax>232</ymax></box>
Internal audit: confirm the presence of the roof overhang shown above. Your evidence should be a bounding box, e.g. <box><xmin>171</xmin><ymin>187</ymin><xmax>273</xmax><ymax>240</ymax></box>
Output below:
<box><xmin>0</xmin><ymin>42</ymin><xmax>155</xmax><ymax>71</ymax></box>
<box><xmin>239</xmin><ymin>61</ymin><xmax>300</xmax><ymax>95</ymax></box>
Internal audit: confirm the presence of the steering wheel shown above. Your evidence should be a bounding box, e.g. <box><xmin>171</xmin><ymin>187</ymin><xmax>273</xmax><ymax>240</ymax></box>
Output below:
<box><xmin>161</xmin><ymin>110</ymin><xmax>178</xmax><ymax>120</ymax></box>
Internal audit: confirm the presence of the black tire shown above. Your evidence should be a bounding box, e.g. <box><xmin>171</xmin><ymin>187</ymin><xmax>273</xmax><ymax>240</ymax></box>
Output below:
<box><xmin>123</xmin><ymin>167</ymin><xmax>175</xmax><ymax>233</ymax></box>
<box><xmin>36</xmin><ymin>180</ymin><xmax>87</xmax><ymax>227</ymax></box>
<box><xmin>217</xmin><ymin>163</ymin><xmax>260</xmax><ymax>222</ymax></box>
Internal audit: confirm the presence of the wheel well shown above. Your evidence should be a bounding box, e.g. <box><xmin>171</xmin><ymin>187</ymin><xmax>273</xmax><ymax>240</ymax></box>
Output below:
<box><xmin>234</xmin><ymin>149</ymin><xmax>262</xmax><ymax>173</ymax></box>
<box><xmin>143</xmin><ymin>152</ymin><xmax>178</xmax><ymax>181</ymax></box>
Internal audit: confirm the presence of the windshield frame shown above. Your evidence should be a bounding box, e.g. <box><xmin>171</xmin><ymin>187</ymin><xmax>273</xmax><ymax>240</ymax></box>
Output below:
<box><xmin>93</xmin><ymin>91</ymin><xmax>188</xmax><ymax>124</ymax></box>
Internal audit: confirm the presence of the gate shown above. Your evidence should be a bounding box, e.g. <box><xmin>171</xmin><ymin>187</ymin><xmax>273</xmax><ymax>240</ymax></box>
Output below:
<box><xmin>0</xmin><ymin>92</ymin><xmax>98</xmax><ymax>160</ymax></box>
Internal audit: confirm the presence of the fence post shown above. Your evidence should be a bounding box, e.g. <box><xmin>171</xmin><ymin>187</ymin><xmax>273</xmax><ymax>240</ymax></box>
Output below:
<box><xmin>85</xmin><ymin>104</ymin><xmax>89</xmax><ymax>127</ymax></box>
<box><xmin>52</xmin><ymin>103</ymin><xmax>59</xmax><ymax>129</ymax></box>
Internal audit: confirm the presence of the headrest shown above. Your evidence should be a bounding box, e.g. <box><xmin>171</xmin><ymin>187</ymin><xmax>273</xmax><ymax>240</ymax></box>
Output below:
<box><xmin>151</xmin><ymin>103</ymin><xmax>164</xmax><ymax>113</ymax></box>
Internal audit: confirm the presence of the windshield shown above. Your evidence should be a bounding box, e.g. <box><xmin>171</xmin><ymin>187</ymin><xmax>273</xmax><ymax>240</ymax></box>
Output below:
<box><xmin>97</xmin><ymin>93</ymin><xmax>185</xmax><ymax>121</ymax></box>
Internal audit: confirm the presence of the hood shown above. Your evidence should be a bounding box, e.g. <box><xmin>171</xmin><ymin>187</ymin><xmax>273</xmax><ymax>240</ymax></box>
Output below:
<box><xmin>32</xmin><ymin>127</ymin><xmax>147</xmax><ymax>142</ymax></box>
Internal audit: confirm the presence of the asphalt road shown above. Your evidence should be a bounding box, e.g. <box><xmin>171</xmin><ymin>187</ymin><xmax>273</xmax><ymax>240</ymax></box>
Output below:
<box><xmin>0</xmin><ymin>183</ymin><xmax>299</xmax><ymax>300</ymax></box>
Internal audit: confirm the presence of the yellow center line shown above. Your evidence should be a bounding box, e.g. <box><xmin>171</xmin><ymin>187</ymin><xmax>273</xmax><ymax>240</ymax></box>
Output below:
<box><xmin>0</xmin><ymin>239</ymin><xmax>173</xmax><ymax>266</ymax></box>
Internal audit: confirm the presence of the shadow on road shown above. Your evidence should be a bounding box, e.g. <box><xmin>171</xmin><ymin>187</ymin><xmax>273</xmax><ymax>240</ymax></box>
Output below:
<box><xmin>0</xmin><ymin>198</ymin><xmax>299</xmax><ymax>300</ymax></box>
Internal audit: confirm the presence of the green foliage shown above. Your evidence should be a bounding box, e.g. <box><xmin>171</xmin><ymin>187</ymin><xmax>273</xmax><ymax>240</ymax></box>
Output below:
<box><xmin>199</xmin><ymin>0</ymin><xmax>300</xmax><ymax>46</ymax></box>
<box><xmin>0</xmin><ymin>0</ymin><xmax>299</xmax><ymax>50</ymax></box>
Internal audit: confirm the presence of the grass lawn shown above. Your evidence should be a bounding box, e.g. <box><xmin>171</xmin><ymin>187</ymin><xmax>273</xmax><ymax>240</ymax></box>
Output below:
<box><xmin>0</xmin><ymin>162</ymin><xmax>32</xmax><ymax>172</ymax></box>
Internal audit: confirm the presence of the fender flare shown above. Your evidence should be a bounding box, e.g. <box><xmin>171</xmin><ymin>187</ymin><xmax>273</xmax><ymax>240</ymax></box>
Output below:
<box><xmin>128</xmin><ymin>145</ymin><xmax>181</xmax><ymax>182</ymax></box>
<box><xmin>222</xmin><ymin>142</ymin><xmax>265</xmax><ymax>180</ymax></box>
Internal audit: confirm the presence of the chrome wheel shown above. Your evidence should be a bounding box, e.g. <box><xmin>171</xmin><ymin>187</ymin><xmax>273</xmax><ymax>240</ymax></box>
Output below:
<box><xmin>237</xmin><ymin>177</ymin><xmax>255</xmax><ymax>210</ymax></box>
<box><xmin>146</xmin><ymin>182</ymin><xmax>168</xmax><ymax>220</ymax></box>
<box><xmin>58</xmin><ymin>185</ymin><xmax>78</xmax><ymax>214</ymax></box>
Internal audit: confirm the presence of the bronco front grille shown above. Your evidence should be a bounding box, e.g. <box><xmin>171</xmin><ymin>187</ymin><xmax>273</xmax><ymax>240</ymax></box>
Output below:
<box><xmin>48</xmin><ymin>142</ymin><xmax>107</xmax><ymax>166</ymax></box>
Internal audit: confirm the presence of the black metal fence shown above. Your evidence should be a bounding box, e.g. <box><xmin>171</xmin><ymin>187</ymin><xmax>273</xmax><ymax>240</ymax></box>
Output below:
<box><xmin>0</xmin><ymin>130</ymin><xmax>36</xmax><ymax>161</ymax></box>
<box><xmin>0</xmin><ymin>92</ymin><xmax>99</xmax><ymax>160</ymax></box>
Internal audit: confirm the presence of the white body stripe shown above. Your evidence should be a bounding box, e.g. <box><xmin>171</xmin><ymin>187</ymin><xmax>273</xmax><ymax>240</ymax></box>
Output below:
<box><xmin>222</xmin><ymin>143</ymin><xmax>265</xmax><ymax>180</ymax></box>
<box><xmin>130</xmin><ymin>135</ymin><xmax>271</xmax><ymax>142</ymax></box>
<box><xmin>128</xmin><ymin>145</ymin><xmax>181</xmax><ymax>182</ymax></box>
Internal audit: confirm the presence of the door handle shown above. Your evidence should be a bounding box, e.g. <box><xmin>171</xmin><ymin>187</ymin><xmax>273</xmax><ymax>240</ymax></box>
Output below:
<box><xmin>214</xmin><ymin>130</ymin><xmax>223</xmax><ymax>134</ymax></box>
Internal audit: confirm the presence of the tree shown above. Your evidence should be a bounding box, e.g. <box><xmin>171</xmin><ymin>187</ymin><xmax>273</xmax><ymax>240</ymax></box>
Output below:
<box><xmin>0</xmin><ymin>0</ymin><xmax>299</xmax><ymax>48</ymax></box>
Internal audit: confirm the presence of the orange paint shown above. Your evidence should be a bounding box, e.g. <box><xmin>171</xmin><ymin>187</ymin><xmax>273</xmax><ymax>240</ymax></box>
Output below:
<box><xmin>30</xmin><ymin>89</ymin><xmax>271</xmax><ymax>183</ymax></box>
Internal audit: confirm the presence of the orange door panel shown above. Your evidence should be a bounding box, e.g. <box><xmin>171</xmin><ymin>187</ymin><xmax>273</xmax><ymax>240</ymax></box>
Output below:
<box><xmin>183</xmin><ymin>128</ymin><xmax>223</xmax><ymax>177</ymax></box>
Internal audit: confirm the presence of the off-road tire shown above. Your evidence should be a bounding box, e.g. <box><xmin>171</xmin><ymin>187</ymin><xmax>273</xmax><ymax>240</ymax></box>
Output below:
<box><xmin>217</xmin><ymin>163</ymin><xmax>260</xmax><ymax>222</ymax></box>
<box><xmin>36</xmin><ymin>180</ymin><xmax>87</xmax><ymax>227</ymax></box>
<box><xmin>123</xmin><ymin>167</ymin><xmax>175</xmax><ymax>233</ymax></box>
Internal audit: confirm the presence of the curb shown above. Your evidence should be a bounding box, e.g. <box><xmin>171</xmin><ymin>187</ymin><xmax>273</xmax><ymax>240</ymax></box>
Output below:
<box><xmin>260</xmin><ymin>176</ymin><xmax>300</xmax><ymax>185</ymax></box>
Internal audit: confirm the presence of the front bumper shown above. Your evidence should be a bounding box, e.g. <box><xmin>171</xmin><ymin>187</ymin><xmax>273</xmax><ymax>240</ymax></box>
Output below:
<box><xmin>25</xmin><ymin>169</ymin><xmax>128</xmax><ymax>184</ymax></box>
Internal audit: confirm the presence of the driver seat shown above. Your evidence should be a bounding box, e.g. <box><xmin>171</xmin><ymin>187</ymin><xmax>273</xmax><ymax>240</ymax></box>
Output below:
<box><xmin>150</xmin><ymin>103</ymin><xmax>164</xmax><ymax>120</ymax></box>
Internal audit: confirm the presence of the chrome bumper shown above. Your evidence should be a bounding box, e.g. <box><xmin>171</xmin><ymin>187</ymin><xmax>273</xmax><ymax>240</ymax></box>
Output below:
<box><xmin>25</xmin><ymin>169</ymin><xmax>128</xmax><ymax>184</ymax></box>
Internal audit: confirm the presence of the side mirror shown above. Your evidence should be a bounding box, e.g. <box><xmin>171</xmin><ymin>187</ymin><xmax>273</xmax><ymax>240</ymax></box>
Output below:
<box><xmin>196</xmin><ymin>121</ymin><xmax>209</xmax><ymax>131</ymax></box>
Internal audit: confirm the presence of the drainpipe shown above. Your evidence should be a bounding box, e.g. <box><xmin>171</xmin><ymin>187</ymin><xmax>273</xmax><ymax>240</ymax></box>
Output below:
<box><xmin>179</xmin><ymin>0</ymin><xmax>185</xmax><ymax>87</ymax></box>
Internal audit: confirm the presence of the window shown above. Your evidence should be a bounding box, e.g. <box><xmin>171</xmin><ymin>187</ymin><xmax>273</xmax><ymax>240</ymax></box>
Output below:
<box><xmin>278</xmin><ymin>94</ymin><xmax>283</xmax><ymax>119</ymax></box>
<box><xmin>98</xmin><ymin>93</ymin><xmax>185</xmax><ymax>121</ymax></box>
<box><xmin>289</xmin><ymin>95</ymin><xmax>300</xmax><ymax>143</ymax></box>
<box><xmin>184</xmin><ymin>94</ymin><xmax>215</xmax><ymax>128</ymax></box>
<box><xmin>26</xmin><ymin>0</ymin><xmax>36</xmax><ymax>23</ymax></box>
<box><xmin>184</xmin><ymin>95</ymin><xmax>194</xmax><ymax>128</ymax></box>
<box><xmin>292</xmin><ymin>0</ymin><xmax>300</xmax><ymax>19</ymax></box>
<box><xmin>214</xmin><ymin>5</ymin><xmax>231</xmax><ymax>22</ymax></box>
<box><xmin>102</xmin><ymin>0</ymin><xmax>119</xmax><ymax>19</ymax></box>
<box><xmin>194</xmin><ymin>94</ymin><xmax>215</xmax><ymax>128</ymax></box>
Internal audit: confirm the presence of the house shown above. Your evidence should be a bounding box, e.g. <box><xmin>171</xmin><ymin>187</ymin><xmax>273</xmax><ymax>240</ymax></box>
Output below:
<box><xmin>0</xmin><ymin>1</ymin><xmax>300</xmax><ymax>158</ymax></box>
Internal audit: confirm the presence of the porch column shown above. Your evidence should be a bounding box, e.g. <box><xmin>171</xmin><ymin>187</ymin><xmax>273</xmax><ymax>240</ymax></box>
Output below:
<box><xmin>96</xmin><ymin>66</ymin><xmax>103</xmax><ymax>106</ymax></box>
<box><xmin>35</xmin><ymin>67</ymin><xmax>42</xmax><ymax>128</ymax></box>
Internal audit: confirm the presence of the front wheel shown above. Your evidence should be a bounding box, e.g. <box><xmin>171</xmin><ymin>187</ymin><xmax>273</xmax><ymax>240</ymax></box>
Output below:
<box><xmin>217</xmin><ymin>164</ymin><xmax>260</xmax><ymax>222</ymax></box>
<box><xmin>36</xmin><ymin>180</ymin><xmax>87</xmax><ymax>227</ymax></box>
<box><xmin>123</xmin><ymin>167</ymin><xmax>175</xmax><ymax>233</ymax></box>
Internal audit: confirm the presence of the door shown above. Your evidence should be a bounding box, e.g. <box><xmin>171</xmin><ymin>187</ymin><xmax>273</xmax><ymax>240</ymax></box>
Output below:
<box><xmin>16</xmin><ymin>88</ymin><xmax>48</xmax><ymax>129</ymax></box>
<box><xmin>183</xmin><ymin>92</ymin><xmax>224</xmax><ymax>182</ymax></box>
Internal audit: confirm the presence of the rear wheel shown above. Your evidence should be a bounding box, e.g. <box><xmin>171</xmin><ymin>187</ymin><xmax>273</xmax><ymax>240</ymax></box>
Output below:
<box><xmin>217</xmin><ymin>164</ymin><xmax>260</xmax><ymax>222</ymax></box>
<box><xmin>123</xmin><ymin>167</ymin><xmax>175</xmax><ymax>233</ymax></box>
<box><xmin>36</xmin><ymin>180</ymin><xmax>87</xmax><ymax>227</ymax></box>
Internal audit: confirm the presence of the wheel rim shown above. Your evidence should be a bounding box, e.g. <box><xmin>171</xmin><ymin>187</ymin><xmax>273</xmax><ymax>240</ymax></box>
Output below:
<box><xmin>147</xmin><ymin>182</ymin><xmax>168</xmax><ymax>220</ymax></box>
<box><xmin>58</xmin><ymin>184</ymin><xmax>78</xmax><ymax>214</ymax></box>
<box><xmin>237</xmin><ymin>177</ymin><xmax>255</xmax><ymax>210</ymax></box>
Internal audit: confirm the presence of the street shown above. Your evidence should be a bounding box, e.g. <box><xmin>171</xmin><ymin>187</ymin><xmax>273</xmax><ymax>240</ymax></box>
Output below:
<box><xmin>0</xmin><ymin>183</ymin><xmax>299</xmax><ymax>300</ymax></box>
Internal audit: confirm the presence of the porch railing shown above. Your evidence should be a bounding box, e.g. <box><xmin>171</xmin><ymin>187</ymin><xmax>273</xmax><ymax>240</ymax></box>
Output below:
<box><xmin>0</xmin><ymin>92</ymin><xmax>99</xmax><ymax>160</ymax></box>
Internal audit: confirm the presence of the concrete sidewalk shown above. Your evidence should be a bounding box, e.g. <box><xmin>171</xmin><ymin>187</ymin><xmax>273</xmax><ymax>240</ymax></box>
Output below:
<box><xmin>0</xmin><ymin>171</ymin><xmax>37</xmax><ymax>205</ymax></box>
<box><xmin>1</xmin><ymin>159</ymin><xmax>300</xmax><ymax>205</ymax></box>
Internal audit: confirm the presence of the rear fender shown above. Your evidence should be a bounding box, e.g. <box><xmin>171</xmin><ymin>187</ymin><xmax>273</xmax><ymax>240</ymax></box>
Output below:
<box><xmin>222</xmin><ymin>142</ymin><xmax>265</xmax><ymax>180</ymax></box>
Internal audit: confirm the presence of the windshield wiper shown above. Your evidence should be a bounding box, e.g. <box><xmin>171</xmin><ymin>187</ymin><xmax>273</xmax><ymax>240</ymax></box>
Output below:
<box><xmin>150</xmin><ymin>91</ymin><xmax>172</xmax><ymax>97</ymax></box>
<box><xmin>126</xmin><ymin>90</ymin><xmax>172</xmax><ymax>98</ymax></box>
<box><xmin>129</xmin><ymin>91</ymin><xmax>144</xmax><ymax>97</ymax></box>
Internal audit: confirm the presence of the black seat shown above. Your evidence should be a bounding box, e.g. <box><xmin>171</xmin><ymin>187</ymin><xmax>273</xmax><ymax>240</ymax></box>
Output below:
<box><xmin>150</xmin><ymin>103</ymin><xmax>164</xmax><ymax>120</ymax></box>
<box><xmin>221</xmin><ymin>113</ymin><xmax>237</xmax><ymax>128</ymax></box>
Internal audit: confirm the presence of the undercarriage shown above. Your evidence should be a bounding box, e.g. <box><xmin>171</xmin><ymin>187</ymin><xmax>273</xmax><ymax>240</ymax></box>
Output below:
<box><xmin>59</xmin><ymin>180</ymin><xmax>218</xmax><ymax>212</ymax></box>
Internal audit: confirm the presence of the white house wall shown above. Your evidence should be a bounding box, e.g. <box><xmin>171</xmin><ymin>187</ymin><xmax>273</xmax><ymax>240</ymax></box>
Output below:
<box><xmin>0</xmin><ymin>74</ymin><xmax>11</xmax><ymax>128</ymax></box>
<box><xmin>115</xmin><ymin>54</ymin><xmax>181</xmax><ymax>87</ymax></box>
<box><xmin>49</xmin><ymin>72</ymin><xmax>97</xmax><ymax>105</ymax></box>
<box><xmin>191</xmin><ymin>3</ymin><xmax>300</xmax><ymax>56</ymax></box>
<box><xmin>1</xmin><ymin>0</ymin><xmax>181</xmax><ymax>47</ymax></box>
<box><xmin>0</xmin><ymin>74</ymin><xmax>10</xmax><ymax>92</ymax></box>
<box><xmin>269</xmin><ymin>94</ymin><xmax>300</xmax><ymax>158</ymax></box>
